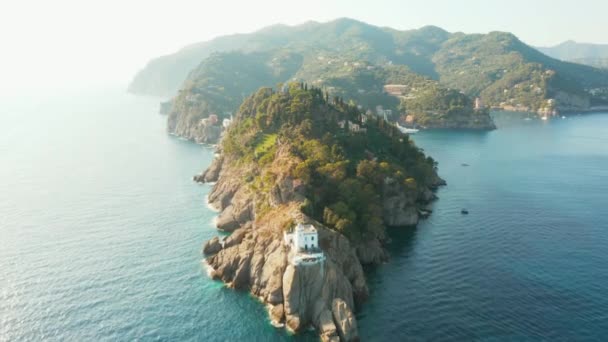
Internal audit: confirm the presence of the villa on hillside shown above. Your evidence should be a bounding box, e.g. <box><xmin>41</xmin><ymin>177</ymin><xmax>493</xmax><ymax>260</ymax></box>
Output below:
<box><xmin>338</xmin><ymin>120</ymin><xmax>367</xmax><ymax>133</ymax></box>
<box><xmin>283</xmin><ymin>223</ymin><xmax>325</xmax><ymax>266</ymax></box>
<box><xmin>474</xmin><ymin>97</ymin><xmax>484</xmax><ymax>110</ymax></box>
<box><xmin>208</xmin><ymin>114</ymin><xmax>219</xmax><ymax>125</ymax></box>
<box><xmin>222</xmin><ymin>115</ymin><xmax>233</xmax><ymax>128</ymax></box>
<box><xmin>348</xmin><ymin>121</ymin><xmax>366</xmax><ymax>133</ymax></box>
<box><xmin>376</xmin><ymin>105</ymin><xmax>392</xmax><ymax>118</ymax></box>
<box><xmin>383</xmin><ymin>84</ymin><xmax>408</xmax><ymax>96</ymax></box>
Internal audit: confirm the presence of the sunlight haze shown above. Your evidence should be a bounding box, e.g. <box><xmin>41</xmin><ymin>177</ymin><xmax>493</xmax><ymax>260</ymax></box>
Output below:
<box><xmin>1</xmin><ymin>0</ymin><xmax>607</xmax><ymax>93</ymax></box>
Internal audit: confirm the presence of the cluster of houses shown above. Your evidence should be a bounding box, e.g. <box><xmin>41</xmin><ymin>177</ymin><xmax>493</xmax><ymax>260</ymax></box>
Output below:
<box><xmin>383</xmin><ymin>84</ymin><xmax>409</xmax><ymax>97</ymax></box>
<box><xmin>337</xmin><ymin>120</ymin><xmax>366</xmax><ymax>133</ymax></box>
<box><xmin>198</xmin><ymin>113</ymin><xmax>234</xmax><ymax>128</ymax></box>
<box><xmin>283</xmin><ymin>223</ymin><xmax>325</xmax><ymax>266</ymax></box>
<box><xmin>382</xmin><ymin>84</ymin><xmax>419</xmax><ymax>101</ymax></box>
<box><xmin>198</xmin><ymin>114</ymin><xmax>218</xmax><ymax>127</ymax></box>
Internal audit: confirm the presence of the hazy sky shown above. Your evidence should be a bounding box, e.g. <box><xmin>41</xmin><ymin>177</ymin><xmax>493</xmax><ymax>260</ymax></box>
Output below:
<box><xmin>1</xmin><ymin>0</ymin><xmax>607</xmax><ymax>93</ymax></box>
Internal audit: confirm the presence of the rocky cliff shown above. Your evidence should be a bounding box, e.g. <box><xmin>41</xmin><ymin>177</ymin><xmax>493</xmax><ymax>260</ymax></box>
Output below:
<box><xmin>159</xmin><ymin>100</ymin><xmax>173</xmax><ymax>115</ymax></box>
<box><xmin>195</xmin><ymin>85</ymin><xmax>445</xmax><ymax>341</ymax></box>
<box><xmin>199</xmin><ymin>149</ymin><xmax>442</xmax><ymax>341</ymax></box>
<box><xmin>166</xmin><ymin>87</ymin><xmax>224</xmax><ymax>144</ymax></box>
<box><xmin>200</xmin><ymin>154</ymin><xmax>367</xmax><ymax>341</ymax></box>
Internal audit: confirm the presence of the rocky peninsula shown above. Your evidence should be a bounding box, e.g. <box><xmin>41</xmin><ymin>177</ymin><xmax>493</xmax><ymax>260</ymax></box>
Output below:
<box><xmin>198</xmin><ymin>84</ymin><xmax>444</xmax><ymax>341</ymax></box>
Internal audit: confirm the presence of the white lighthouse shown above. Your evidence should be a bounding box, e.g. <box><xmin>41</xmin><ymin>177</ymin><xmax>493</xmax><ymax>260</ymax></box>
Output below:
<box><xmin>283</xmin><ymin>223</ymin><xmax>325</xmax><ymax>266</ymax></box>
<box><xmin>293</xmin><ymin>223</ymin><xmax>318</xmax><ymax>251</ymax></box>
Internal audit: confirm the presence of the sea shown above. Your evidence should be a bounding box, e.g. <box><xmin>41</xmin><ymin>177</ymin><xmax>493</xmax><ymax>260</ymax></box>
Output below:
<box><xmin>1</xmin><ymin>88</ymin><xmax>608</xmax><ymax>341</ymax></box>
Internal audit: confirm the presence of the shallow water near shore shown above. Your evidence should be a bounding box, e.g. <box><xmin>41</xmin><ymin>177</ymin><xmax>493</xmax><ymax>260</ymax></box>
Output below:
<box><xmin>2</xmin><ymin>89</ymin><xmax>608</xmax><ymax>341</ymax></box>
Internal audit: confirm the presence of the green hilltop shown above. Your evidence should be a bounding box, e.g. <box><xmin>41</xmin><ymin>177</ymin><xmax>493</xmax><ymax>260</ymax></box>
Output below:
<box><xmin>221</xmin><ymin>83</ymin><xmax>442</xmax><ymax>241</ymax></box>
<box><xmin>131</xmin><ymin>18</ymin><xmax>608</xmax><ymax>115</ymax></box>
<box><xmin>166</xmin><ymin>47</ymin><xmax>495</xmax><ymax>137</ymax></box>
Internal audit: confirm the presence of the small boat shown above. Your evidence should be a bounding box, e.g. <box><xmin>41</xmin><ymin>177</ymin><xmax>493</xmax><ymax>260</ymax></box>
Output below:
<box><xmin>561</xmin><ymin>116</ymin><xmax>566</xmax><ymax>119</ymax></box>
<box><xmin>396</xmin><ymin>122</ymin><xmax>420</xmax><ymax>134</ymax></box>
<box><xmin>524</xmin><ymin>118</ymin><xmax>532</xmax><ymax>121</ymax></box>
<box><xmin>461</xmin><ymin>163</ymin><xmax>470</xmax><ymax>167</ymax></box>
<box><xmin>541</xmin><ymin>116</ymin><xmax>548</xmax><ymax>121</ymax></box>
<box><xmin>461</xmin><ymin>209</ymin><xmax>469</xmax><ymax>215</ymax></box>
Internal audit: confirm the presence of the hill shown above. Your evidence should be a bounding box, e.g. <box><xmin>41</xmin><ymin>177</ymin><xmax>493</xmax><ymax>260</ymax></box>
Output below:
<box><xmin>198</xmin><ymin>84</ymin><xmax>445</xmax><ymax>340</ymax></box>
<box><xmin>537</xmin><ymin>41</ymin><xmax>608</xmax><ymax>70</ymax></box>
<box><xmin>166</xmin><ymin>46</ymin><xmax>496</xmax><ymax>142</ymax></box>
<box><xmin>132</xmin><ymin>18</ymin><xmax>608</xmax><ymax>133</ymax></box>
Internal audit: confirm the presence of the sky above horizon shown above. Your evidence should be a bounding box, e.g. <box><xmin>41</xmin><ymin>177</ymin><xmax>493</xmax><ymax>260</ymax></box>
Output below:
<box><xmin>1</xmin><ymin>0</ymin><xmax>607</xmax><ymax>94</ymax></box>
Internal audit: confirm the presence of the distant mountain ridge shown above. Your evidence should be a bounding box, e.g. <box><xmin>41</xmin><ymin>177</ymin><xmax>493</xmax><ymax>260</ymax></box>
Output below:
<box><xmin>537</xmin><ymin>40</ymin><xmax>608</xmax><ymax>60</ymax></box>
<box><xmin>537</xmin><ymin>41</ymin><xmax>608</xmax><ymax>69</ymax></box>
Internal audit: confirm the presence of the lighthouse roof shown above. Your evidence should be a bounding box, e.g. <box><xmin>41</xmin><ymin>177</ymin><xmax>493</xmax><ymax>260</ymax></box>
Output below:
<box><xmin>295</xmin><ymin>223</ymin><xmax>317</xmax><ymax>234</ymax></box>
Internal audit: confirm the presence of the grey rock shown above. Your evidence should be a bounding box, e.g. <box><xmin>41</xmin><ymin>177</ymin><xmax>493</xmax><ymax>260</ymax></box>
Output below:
<box><xmin>332</xmin><ymin>298</ymin><xmax>358</xmax><ymax>342</ymax></box>
<box><xmin>194</xmin><ymin>156</ymin><xmax>223</xmax><ymax>183</ymax></box>
<box><xmin>270</xmin><ymin>304</ymin><xmax>285</xmax><ymax>324</ymax></box>
<box><xmin>202</xmin><ymin>236</ymin><xmax>222</xmax><ymax>255</ymax></box>
<box><xmin>355</xmin><ymin>239</ymin><xmax>387</xmax><ymax>265</ymax></box>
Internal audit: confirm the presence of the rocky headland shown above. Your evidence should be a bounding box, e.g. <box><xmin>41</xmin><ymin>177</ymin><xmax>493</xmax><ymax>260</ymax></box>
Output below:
<box><xmin>166</xmin><ymin>87</ymin><xmax>223</xmax><ymax>144</ymax></box>
<box><xmin>198</xmin><ymin>85</ymin><xmax>445</xmax><ymax>341</ymax></box>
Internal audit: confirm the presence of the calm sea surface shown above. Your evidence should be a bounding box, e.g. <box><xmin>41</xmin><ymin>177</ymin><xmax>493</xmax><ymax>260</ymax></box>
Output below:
<box><xmin>1</xmin><ymin>89</ymin><xmax>607</xmax><ymax>341</ymax></box>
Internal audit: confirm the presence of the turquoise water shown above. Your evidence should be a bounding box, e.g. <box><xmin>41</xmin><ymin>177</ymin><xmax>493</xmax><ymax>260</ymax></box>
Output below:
<box><xmin>1</xmin><ymin>89</ymin><xmax>608</xmax><ymax>341</ymax></box>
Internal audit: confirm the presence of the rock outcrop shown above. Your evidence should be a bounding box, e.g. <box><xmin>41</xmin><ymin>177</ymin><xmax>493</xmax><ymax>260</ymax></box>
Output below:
<box><xmin>332</xmin><ymin>298</ymin><xmax>359</xmax><ymax>342</ymax></box>
<box><xmin>355</xmin><ymin>239</ymin><xmax>387</xmax><ymax>265</ymax></box>
<box><xmin>193</xmin><ymin>156</ymin><xmax>223</xmax><ymax>183</ymax></box>
<box><xmin>205</xmin><ymin>216</ymin><xmax>366</xmax><ymax>341</ymax></box>
<box><xmin>159</xmin><ymin>100</ymin><xmax>173</xmax><ymax>115</ymax></box>
<box><xmin>382</xmin><ymin>178</ymin><xmax>420</xmax><ymax>226</ymax></box>
<box><xmin>168</xmin><ymin>110</ymin><xmax>222</xmax><ymax>143</ymax></box>
<box><xmin>166</xmin><ymin>90</ymin><xmax>224</xmax><ymax>144</ymax></box>
<box><xmin>203</xmin><ymin>236</ymin><xmax>222</xmax><ymax>255</ymax></box>
<box><xmin>382</xmin><ymin>176</ymin><xmax>445</xmax><ymax>227</ymax></box>
<box><xmin>198</xmin><ymin>148</ymin><xmax>374</xmax><ymax>340</ymax></box>
<box><xmin>198</xmin><ymin>149</ymin><xmax>442</xmax><ymax>340</ymax></box>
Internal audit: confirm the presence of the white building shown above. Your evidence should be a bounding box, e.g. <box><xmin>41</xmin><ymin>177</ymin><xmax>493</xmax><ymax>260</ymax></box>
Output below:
<box><xmin>375</xmin><ymin>105</ymin><xmax>392</xmax><ymax>119</ymax></box>
<box><xmin>284</xmin><ymin>223</ymin><xmax>325</xmax><ymax>266</ymax></box>
<box><xmin>222</xmin><ymin>115</ymin><xmax>233</xmax><ymax>128</ymax></box>
<box><xmin>284</xmin><ymin>223</ymin><xmax>319</xmax><ymax>252</ymax></box>
<box><xmin>348</xmin><ymin>121</ymin><xmax>361</xmax><ymax>133</ymax></box>
<box><xmin>474</xmin><ymin>97</ymin><xmax>484</xmax><ymax>110</ymax></box>
<box><xmin>294</xmin><ymin>223</ymin><xmax>318</xmax><ymax>251</ymax></box>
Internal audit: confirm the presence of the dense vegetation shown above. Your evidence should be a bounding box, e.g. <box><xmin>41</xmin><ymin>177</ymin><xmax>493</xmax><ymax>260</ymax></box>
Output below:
<box><xmin>171</xmin><ymin>51</ymin><xmax>302</xmax><ymax>122</ymax></box>
<box><xmin>131</xmin><ymin>18</ymin><xmax>608</xmax><ymax>114</ymax></box>
<box><xmin>571</xmin><ymin>58</ymin><xmax>608</xmax><ymax>70</ymax></box>
<box><xmin>170</xmin><ymin>47</ymin><xmax>493</xmax><ymax>129</ymax></box>
<box><xmin>432</xmin><ymin>32</ymin><xmax>608</xmax><ymax>110</ymax></box>
<box><xmin>223</xmin><ymin>84</ymin><xmax>438</xmax><ymax>241</ymax></box>
<box><xmin>398</xmin><ymin>85</ymin><xmax>492</xmax><ymax>128</ymax></box>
